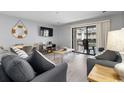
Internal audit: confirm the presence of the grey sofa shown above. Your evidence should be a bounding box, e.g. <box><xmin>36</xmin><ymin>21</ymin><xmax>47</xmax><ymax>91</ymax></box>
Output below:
<box><xmin>87</xmin><ymin>51</ymin><xmax>122</xmax><ymax>76</ymax></box>
<box><xmin>31</xmin><ymin>50</ymin><xmax>67</xmax><ymax>82</ymax></box>
<box><xmin>31</xmin><ymin>63</ymin><xmax>67</xmax><ymax>82</ymax></box>
<box><xmin>0</xmin><ymin>50</ymin><xmax>68</xmax><ymax>82</ymax></box>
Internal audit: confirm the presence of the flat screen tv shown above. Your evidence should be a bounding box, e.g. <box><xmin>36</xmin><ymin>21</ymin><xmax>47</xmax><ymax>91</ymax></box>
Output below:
<box><xmin>39</xmin><ymin>27</ymin><xmax>53</xmax><ymax>37</ymax></box>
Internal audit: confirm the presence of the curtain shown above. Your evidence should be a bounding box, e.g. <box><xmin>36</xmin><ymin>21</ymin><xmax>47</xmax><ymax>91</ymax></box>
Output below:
<box><xmin>72</xmin><ymin>28</ymin><xmax>77</xmax><ymax>50</ymax></box>
<box><xmin>96</xmin><ymin>20</ymin><xmax>110</xmax><ymax>49</ymax></box>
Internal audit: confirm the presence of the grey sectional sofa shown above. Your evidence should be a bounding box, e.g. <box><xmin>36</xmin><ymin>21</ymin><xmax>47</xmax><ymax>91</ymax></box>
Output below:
<box><xmin>31</xmin><ymin>62</ymin><xmax>67</xmax><ymax>82</ymax></box>
<box><xmin>87</xmin><ymin>51</ymin><xmax>122</xmax><ymax>75</ymax></box>
<box><xmin>0</xmin><ymin>50</ymin><xmax>68</xmax><ymax>82</ymax></box>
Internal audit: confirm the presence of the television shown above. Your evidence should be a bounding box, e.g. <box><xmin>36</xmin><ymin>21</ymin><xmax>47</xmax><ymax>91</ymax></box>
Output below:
<box><xmin>39</xmin><ymin>27</ymin><xmax>53</xmax><ymax>37</ymax></box>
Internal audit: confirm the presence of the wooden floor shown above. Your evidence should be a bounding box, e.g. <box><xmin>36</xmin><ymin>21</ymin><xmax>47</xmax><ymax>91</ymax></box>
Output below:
<box><xmin>46</xmin><ymin>52</ymin><xmax>93</xmax><ymax>82</ymax></box>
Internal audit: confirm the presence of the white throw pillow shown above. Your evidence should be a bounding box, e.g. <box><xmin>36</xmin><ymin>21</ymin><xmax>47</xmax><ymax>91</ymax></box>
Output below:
<box><xmin>119</xmin><ymin>53</ymin><xmax>124</xmax><ymax>62</ymax></box>
<box><xmin>115</xmin><ymin>63</ymin><xmax>124</xmax><ymax>81</ymax></box>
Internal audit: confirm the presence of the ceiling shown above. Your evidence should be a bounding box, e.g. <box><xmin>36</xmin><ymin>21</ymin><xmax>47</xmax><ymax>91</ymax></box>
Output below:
<box><xmin>0</xmin><ymin>11</ymin><xmax>122</xmax><ymax>25</ymax></box>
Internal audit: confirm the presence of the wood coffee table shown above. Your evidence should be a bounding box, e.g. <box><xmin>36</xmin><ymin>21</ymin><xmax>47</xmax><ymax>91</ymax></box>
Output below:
<box><xmin>88</xmin><ymin>64</ymin><xmax>121</xmax><ymax>82</ymax></box>
<box><xmin>53</xmin><ymin>48</ymin><xmax>74</xmax><ymax>62</ymax></box>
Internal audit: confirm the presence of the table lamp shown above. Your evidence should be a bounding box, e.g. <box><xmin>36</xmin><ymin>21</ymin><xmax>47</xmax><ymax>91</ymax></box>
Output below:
<box><xmin>107</xmin><ymin>28</ymin><xmax>124</xmax><ymax>81</ymax></box>
<box><xmin>107</xmin><ymin>28</ymin><xmax>124</xmax><ymax>54</ymax></box>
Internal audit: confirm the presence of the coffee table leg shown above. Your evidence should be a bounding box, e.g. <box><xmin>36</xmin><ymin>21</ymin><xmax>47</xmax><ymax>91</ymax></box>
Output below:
<box><xmin>61</xmin><ymin>54</ymin><xmax>64</xmax><ymax>62</ymax></box>
<box><xmin>54</xmin><ymin>53</ymin><xmax>55</xmax><ymax>60</ymax></box>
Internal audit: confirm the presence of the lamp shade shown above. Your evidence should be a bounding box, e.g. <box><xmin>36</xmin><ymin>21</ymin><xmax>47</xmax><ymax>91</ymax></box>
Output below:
<box><xmin>107</xmin><ymin>29</ymin><xmax>124</xmax><ymax>52</ymax></box>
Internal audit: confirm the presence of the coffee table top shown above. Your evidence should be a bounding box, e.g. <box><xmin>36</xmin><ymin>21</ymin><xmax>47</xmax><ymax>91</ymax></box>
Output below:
<box><xmin>88</xmin><ymin>64</ymin><xmax>121</xmax><ymax>82</ymax></box>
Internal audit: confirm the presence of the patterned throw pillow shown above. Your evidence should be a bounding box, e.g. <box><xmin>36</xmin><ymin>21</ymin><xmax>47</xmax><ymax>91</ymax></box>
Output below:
<box><xmin>11</xmin><ymin>47</ymin><xmax>28</xmax><ymax>58</ymax></box>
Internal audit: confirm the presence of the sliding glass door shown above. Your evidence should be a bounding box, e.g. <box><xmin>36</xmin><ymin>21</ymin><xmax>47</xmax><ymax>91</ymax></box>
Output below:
<box><xmin>72</xmin><ymin>25</ymin><xmax>96</xmax><ymax>55</ymax></box>
<box><xmin>72</xmin><ymin>27</ymin><xmax>86</xmax><ymax>53</ymax></box>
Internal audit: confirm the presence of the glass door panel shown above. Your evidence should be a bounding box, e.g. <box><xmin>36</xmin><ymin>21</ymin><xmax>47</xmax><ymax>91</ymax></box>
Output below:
<box><xmin>72</xmin><ymin>27</ymin><xmax>86</xmax><ymax>53</ymax></box>
<box><xmin>76</xmin><ymin>27</ymin><xmax>86</xmax><ymax>53</ymax></box>
<box><xmin>87</xmin><ymin>26</ymin><xmax>96</xmax><ymax>55</ymax></box>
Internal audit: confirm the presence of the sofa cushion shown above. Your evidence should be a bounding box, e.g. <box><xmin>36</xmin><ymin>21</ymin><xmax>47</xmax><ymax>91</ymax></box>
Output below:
<box><xmin>27</xmin><ymin>50</ymin><xmax>55</xmax><ymax>74</ymax></box>
<box><xmin>95</xmin><ymin>50</ymin><xmax>117</xmax><ymax>61</ymax></box>
<box><xmin>0</xmin><ymin>65</ymin><xmax>11</xmax><ymax>82</ymax></box>
<box><xmin>1</xmin><ymin>55</ymin><xmax>35</xmax><ymax>82</ymax></box>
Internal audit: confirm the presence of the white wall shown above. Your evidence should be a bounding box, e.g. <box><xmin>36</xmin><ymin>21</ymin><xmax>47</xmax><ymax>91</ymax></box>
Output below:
<box><xmin>1</xmin><ymin>13</ymin><xmax>124</xmax><ymax>49</ymax></box>
<box><xmin>0</xmin><ymin>14</ymin><xmax>56</xmax><ymax>49</ymax></box>
<box><xmin>55</xmin><ymin>13</ymin><xmax>124</xmax><ymax>48</ymax></box>
<box><xmin>54</xmin><ymin>25</ymin><xmax>72</xmax><ymax>48</ymax></box>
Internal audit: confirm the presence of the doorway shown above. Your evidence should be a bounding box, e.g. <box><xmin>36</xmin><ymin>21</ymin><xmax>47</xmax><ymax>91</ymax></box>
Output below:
<box><xmin>72</xmin><ymin>25</ymin><xmax>96</xmax><ymax>55</ymax></box>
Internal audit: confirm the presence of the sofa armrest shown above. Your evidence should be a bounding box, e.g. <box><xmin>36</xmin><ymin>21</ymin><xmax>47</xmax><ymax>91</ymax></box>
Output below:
<box><xmin>87</xmin><ymin>58</ymin><xmax>118</xmax><ymax>76</ymax></box>
<box><xmin>31</xmin><ymin>63</ymin><xmax>68</xmax><ymax>82</ymax></box>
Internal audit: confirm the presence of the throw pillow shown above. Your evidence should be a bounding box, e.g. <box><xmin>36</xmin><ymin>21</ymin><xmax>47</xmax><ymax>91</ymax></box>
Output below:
<box><xmin>1</xmin><ymin>55</ymin><xmax>35</xmax><ymax>82</ymax></box>
<box><xmin>0</xmin><ymin>65</ymin><xmax>11</xmax><ymax>82</ymax></box>
<box><xmin>27</xmin><ymin>50</ymin><xmax>55</xmax><ymax>74</ymax></box>
<box><xmin>95</xmin><ymin>50</ymin><xmax>117</xmax><ymax>61</ymax></box>
<box><xmin>115</xmin><ymin>63</ymin><xmax>124</xmax><ymax>81</ymax></box>
<box><xmin>11</xmin><ymin>47</ymin><xmax>28</xmax><ymax>58</ymax></box>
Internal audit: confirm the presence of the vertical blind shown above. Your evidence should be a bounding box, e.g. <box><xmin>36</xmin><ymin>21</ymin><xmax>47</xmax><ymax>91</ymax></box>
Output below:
<box><xmin>96</xmin><ymin>20</ymin><xmax>110</xmax><ymax>49</ymax></box>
